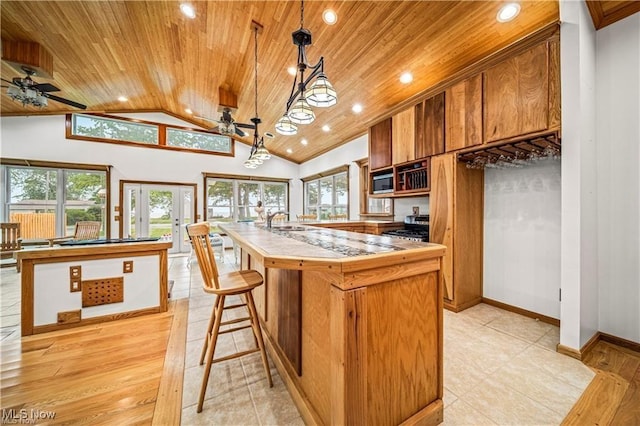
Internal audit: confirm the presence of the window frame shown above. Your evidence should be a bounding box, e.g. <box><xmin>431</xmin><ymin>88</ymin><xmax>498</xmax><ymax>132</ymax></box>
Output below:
<box><xmin>1</xmin><ymin>158</ymin><xmax>111</xmax><ymax>238</ymax></box>
<box><xmin>66</xmin><ymin>113</ymin><xmax>235</xmax><ymax>157</ymax></box>
<box><xmin>301</xmin><ymin>165</ymin><xmax>350</xmax><ymax>220</ymax></box>
<box><xmin>203</xmin><ymin>173</ymin><xmax>290</xmax><ymax>229</ymax></box>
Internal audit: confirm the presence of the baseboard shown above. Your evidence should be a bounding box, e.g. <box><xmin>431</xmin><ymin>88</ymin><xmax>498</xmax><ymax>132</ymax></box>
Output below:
<box><xmin>555</xmin><ymin>330</ymin><xmax>638</xmax><ymax>361</ymax></box>
<box><xmin>599</xmin><ymin>332</ymin><xmax>640</xmax><ymax>353</ymax></box>
<box><xmin>481</xmin><ymin>297</ymin><xmax>560</xmax><ymax>326</ymax></box>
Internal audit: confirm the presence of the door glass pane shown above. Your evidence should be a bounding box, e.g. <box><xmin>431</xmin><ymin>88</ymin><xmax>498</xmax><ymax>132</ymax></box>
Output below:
<box><xmin>149</xmin><ymin>190</ymin><xmax>173</xmax><ymax>240</ymax></box>
<box><xmin>237</xmin><ymin>182</ymin><xmax>259</xmax><ymax>221</ymax></box>
<box><xmin>207</xmin><ymin>180</ymin><xmax>233</xmax><ymax>232</ymax></box>
<box><xmin>127</xmin><ymin>188</ymin><xmax>138</xmax><ymax>238</ymax></box>
<box><xmin>64</xmin><ymin>170</ymin><xmax>107</xmax><ymax>237</ymax></box>
<box><xmin>182</xmin><ymin>190</ymin><xmax>193</xmax><ymax>247</ymax></box>
<box><xmin>8</xmin><ymin>167</ymin><xmax>58</xmax><ymax>239</ymax></box>
<box><xmin>319</xmin><ymin>177</ymin><xmax>333</xmax><ymax>219</ymax></box>
<box><xmin>335</xmin><ymin>173</ymin><xmax>348</xmax><ymax>204</ymax></box>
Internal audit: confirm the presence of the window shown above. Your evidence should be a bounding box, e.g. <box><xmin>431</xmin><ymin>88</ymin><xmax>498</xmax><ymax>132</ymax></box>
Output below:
<box><xmin>205</xmin><ymin>175</ymin><xmax>288</xmax><ymax>231</ymax></box>
<box><xmin>72</xmin><ymin>114</ymin><xmax>158</xmax><ymax>144</ymax></box>
<box><xmin>67</xmin><ymin>113</ymin><xmax>234</xmax><ymax>156</ymax></box>
<box><xmin>166</xmin><ymin>128</ymin><xmax>232</xmax><ymax>153</ymax></box>
<box><xmin>1</xmin><ymin>160</ymin><xmax>109</xmax><ymax>239</ymax></box>
<box><xmin>302</xmin><ymin>165</ymin><xmax>349</xmax><ymax>220</ymax></box>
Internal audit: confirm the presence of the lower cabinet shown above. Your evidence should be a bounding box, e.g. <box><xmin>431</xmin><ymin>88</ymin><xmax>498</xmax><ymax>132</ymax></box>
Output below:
<box><xmin>429</xmin><ymin>153</ymin><xmax>484</xmax><ymax>311</ymax></box>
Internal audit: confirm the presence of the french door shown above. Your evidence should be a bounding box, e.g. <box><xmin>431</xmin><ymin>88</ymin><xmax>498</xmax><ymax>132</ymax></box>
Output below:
<box><xmin>122</xmin><ymin>183</ymin><xmax>194</xmax><ymax>254</ymax></box>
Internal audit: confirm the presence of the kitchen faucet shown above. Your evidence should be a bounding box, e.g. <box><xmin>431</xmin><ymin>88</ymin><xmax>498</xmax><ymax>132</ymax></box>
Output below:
<box><xmin>266</xmin><ymin>211</ymin><xmax>288</xmax><ymax>228</ymax></box>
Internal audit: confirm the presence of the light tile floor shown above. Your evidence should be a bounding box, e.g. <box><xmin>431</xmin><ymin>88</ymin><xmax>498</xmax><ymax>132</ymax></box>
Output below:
<box><xmin>0</xmin><ymin>251</ymin><xmax>595</xmax><ymax>425</ymax></box>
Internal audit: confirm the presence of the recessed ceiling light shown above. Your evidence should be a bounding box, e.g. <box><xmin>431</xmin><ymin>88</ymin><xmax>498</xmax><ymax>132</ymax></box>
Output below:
<box><xmin>322</xmin><ymin>125</ymin><xmax>331</xmax><ymax>132</ymax></box>
<box><xmin>323</xmin><ymin>9</ymin><xmax>338</xmax><ymax>25</ymax></box>
<box><xmin>287</xmin><ymin>67</ymin><xmax>297</xmax><ymax>76</ymax></box>
<box><xmin>286</xmin><ymin>148</ymin><xmax>293</xmax><ymax>154</ymax></box>
<box><xmin>400</xmin><ymin>72</ymin><xmax>413</xmax><ymax>84</ymax></box>
<box><xmin>185</xmin><ymin>108</ymin><xmax>192</xmax><ymax>114</ymax></box>
<box><xmin>301</xmin><ymin>138</ymin><xmax>308</xmax><ymax>145</ymax></box>
<box><xmin>118</xmin><ymin>96</ymin><xmax>128</xmax><ymax>102</ymax></box>
<box><xmin>497</xmin><ymin>3</ymin><xmax>520</xmax><ymax>22</ymax></box>
<box><xmin>352</xmin><ymin>104</ymin><xmax>363</xmax><ymax>114</ymax></box>
<box><xmin>180</xmin><ymin>3</ymin><xmax>196</xmax><ymax>19</ymax></box>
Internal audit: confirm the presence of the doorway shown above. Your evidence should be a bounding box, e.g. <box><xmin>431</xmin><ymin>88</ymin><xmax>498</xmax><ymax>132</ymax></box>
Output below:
<box><xmin>121</xmin><ymin>182</ymin><xmax>196</xmax><ymax>254</ymax></box>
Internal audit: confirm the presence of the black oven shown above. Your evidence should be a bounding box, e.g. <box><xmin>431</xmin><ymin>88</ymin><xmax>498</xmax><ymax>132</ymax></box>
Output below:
<box><xmin>372</xmin><ymin>173</ymin><xmax>394</xmax><ymax>194</ymax></box>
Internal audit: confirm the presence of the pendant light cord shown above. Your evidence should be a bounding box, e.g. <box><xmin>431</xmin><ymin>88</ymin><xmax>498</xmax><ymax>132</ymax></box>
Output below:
<box><xmin>300</xmin><ymin>0</ymin><xmax>304</xmax><ymax>29</ymax></box>
<box><xmin>254</xmin><ymin>25</ymin><xmax>258</xmax><ymax>120</ymax></box>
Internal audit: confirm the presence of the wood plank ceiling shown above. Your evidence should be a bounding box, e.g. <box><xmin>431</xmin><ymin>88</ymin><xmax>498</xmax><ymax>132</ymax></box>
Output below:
<box><xmin>0</xmin><ymin>1</ymin><xmax>565</xmax><ymax>164</ymax></box>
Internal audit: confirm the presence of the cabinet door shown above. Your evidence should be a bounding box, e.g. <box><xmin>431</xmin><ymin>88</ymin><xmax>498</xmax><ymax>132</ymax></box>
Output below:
<box><xmin>369</xmin><ymin>118</ymin><xmax>392</xmax><ymax>170</ymax></box>
<box><xmin>392</xmin><ymin>107</ymin><xmax>415</xmax><ymax>164</ymax></box>
<box><xmin>416</xmin><ymin>92</ymin><xmax>445</xmax><ymax>158</ymax></box>
<box><xmin>446</xmin><ymin>74</ymin><xmax>482</xmax><ymax>151</ymax></box>
<box><xmin>484</xmin><ymin>42</ymin><xmax>549</xmax><ymax>143</ymax></box>
<box><xmin>429</xmin><ymin>153</ymin><xmax>454</xmax><ymax>301</ymax></box>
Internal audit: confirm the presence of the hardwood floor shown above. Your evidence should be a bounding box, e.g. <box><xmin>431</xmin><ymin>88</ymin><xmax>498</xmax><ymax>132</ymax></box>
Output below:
<box><xmin>562</xmin><ymin>340</ymin><xmax>640</xmax><ymax>425</ymax></box>
<box><xmin>0</xmin><ymin>299</ymin><xmax>188</xmax><ymax>425</ymax></box>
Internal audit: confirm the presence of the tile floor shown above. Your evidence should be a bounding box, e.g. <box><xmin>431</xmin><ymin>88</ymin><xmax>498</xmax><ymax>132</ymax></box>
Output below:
<box><xmin>0</xmin><ymin>251</ymin><xmax>595</xmax><ymax>425</ymax></box>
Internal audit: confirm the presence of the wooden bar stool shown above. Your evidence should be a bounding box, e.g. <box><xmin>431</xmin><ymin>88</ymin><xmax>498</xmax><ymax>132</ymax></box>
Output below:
<box><xmin>186</xmin><ymin>222</ymin><xmax>272</xmax><ymax>413</ymax></box>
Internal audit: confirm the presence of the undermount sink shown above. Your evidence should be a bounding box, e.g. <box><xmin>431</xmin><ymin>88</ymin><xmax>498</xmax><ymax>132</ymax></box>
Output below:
<box><xmin>270</xmin><ymin>225</ymin><xmax>307</xmax><ymax>231</ymax></box>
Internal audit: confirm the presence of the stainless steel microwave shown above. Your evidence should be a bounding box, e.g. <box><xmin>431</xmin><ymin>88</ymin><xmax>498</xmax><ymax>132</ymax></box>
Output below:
<box><xmin>372</xmin><ymin>173</ymin><xmax>394</xmax><ymax>194</ymax></box>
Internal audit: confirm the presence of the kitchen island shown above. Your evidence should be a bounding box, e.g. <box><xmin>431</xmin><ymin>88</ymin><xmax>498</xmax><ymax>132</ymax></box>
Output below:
<box><xmin>16</xmin><ymin>239</ymin><xmax>171</xmax><ymax>336</ymax></box>
<box><xmin>220</xmin><ymin>222</ymin><xmax>446</xmax><ymax>426</ymax></box>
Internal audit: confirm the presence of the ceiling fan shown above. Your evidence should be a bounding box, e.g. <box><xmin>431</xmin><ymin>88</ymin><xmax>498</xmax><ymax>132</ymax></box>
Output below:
<box><xmin>1</xmin><ymin>65</ymin><xmax>86</xmax><ymax>109</ymax></box>
<box><xmin>195</xmin><ymin>107</ymin><xmax>256</xmax><ymax>138</ymax></box>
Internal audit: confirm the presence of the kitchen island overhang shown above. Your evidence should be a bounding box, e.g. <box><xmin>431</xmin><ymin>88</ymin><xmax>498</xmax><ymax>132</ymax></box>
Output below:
<box><xmin>16</xmin><ymin>239</ymin><xmax>172</xmax><ymax>336</ymax></box>
<box><xmin>221</xmin><ymin>222</ymin><xmax>446</xmax><ymax>426</ymax></box>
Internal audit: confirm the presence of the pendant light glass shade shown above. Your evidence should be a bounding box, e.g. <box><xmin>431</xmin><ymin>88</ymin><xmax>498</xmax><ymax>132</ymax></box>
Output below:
<box><xmin>244</xmin><ymin>158</ymin><xmax>258</xmax><ymax>168</ymax></box>
<box><xmin>305</xmin><ymin>74</ymin><xmax>337</xmax><ymax>107</ymax></box>
<box><xmin>288</xmin><ymin>98</ymin><xmax>315</xmax><ymax>124</ymax></box>
<box><xmin>275</xmin><ymin>115</ymin><xmax>298</xmax><ymax>135</ymax></box>
<box><xmin>253</xmin><ymin>139</ymin><xmax>271</xmax><ymax>160</ymax></box>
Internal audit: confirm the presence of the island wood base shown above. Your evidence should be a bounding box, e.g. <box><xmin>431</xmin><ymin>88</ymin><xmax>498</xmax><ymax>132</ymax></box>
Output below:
<box><xmin>227</xmin><ymin>226</ymin><xmax>445</xmax><ymax>426</ymax></box>
<box><xmin>17</xmin><ymin>241</ymin><xmax>171</xmax><ymax>336</ymax></box>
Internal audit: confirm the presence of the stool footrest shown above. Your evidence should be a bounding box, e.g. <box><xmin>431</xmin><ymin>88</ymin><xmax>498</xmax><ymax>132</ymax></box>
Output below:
<box><xmin>220</xmin><ymin>316</ymin><xmax>251</xmax><ymax>326</ymax></box>
<box><xmin>219</xmin><ymin>324</ymin><xmax>252</xmax><ymax>335</ymax></box>
<box><xmin>223</xmin><ymin>303</ymin><xmax>247</xmax><ymax>310</ymax></box>
<box><xmin>212</xmin><ymin>348</ymin><xmax>260</xmax><ymax>364</ymax></box>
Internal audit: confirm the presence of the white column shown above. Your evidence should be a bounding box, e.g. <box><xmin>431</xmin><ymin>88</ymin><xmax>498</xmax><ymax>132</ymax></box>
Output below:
<box><xmin>559</xmin><ymin>0</ymin><xmax>599</xmax><ymax>351</ymax></box>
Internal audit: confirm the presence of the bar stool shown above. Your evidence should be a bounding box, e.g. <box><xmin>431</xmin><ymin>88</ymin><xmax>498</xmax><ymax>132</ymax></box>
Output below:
<box><xmin>186</xmin><ymin>222</ymin><xmax>272</xmax><ymax>413</ymax></box>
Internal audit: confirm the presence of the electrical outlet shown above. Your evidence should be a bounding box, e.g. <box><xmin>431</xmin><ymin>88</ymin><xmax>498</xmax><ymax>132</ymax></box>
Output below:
<box><xmin>412</xmin><ymin>206</ymin><xmax>419</xmax><ymax>215</ymax></box>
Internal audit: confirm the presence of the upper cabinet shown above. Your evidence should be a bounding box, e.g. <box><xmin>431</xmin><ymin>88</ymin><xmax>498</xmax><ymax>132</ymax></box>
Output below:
<box><xmin>392</xmin><ymin>107</ymin><xmax>416</xmax><ymax>164</ymax></box>
<box><xmin>483</xmin><ymin>42</ymin><xmax>557</xmax><ymax>143</ymax></box>
<box><xmin>445</xmin><ymin>75</ymin><xmax>483</xmax><ymax>151</ymax></box>
<box><xmin>416</xmin><ymin>92</ymin><xmax>445</xmax><ymax>158</ymax></box>
<box><xmin>368</xmin><ymin>118</ymin><xmax>392</xmax><ymax>171</ymax></box>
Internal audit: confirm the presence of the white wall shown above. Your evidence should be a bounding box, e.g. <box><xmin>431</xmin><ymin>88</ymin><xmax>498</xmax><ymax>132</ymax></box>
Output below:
<box><xmin>595</xmin><ymin>13</ymin><xmax>640</xmax><ymax>343</ymax></box>
<box><xmin>0</xmin><ymin>114</ymin><xmax>300</xmax><ymax>237</ymax></box>
<box><xmin>484</xmin><ymin>159</ymin><xmax>561</xmax><ymax>319</ymax></box>
<box><xmin>559</xmin><ymin>0</ymin><xmax>600</xmax><ymax>350</ymax></box>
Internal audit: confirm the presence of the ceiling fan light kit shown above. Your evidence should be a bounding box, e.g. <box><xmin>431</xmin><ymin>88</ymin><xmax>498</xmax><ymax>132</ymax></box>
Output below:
<box><xmin>276</xmin><ymin>0</ymin><xmax>337</xmax><ymax>136</ymax></box>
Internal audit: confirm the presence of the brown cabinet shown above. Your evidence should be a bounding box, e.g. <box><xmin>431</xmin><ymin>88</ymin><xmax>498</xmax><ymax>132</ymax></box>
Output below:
<box><xmin>368</xmin><ymin>118</ymin><xmax>392</xmax><ymax>171</ymax></box>
<box><xmin>483</xmin><ymin>42</ymin><xmax>552</xmax><ymax>143</ymax></box>
<box><xmin>430</xmin><ymin>153</ymin><xmax>483</xmax><ymax>311</ymax></box>
<box><xmin>415</xmin><ymin>92</ymin><xmax>445</xmax><ymax>158</ymax></box>
<box><xmin>392</xmin><ymin>106</ymin><xmax>416</xmax><ymax>164</ymax></box>
<box><xmin>445</xmin><ymin>74</ymin><xmax>483</xmax><ymax>151</ymax></box>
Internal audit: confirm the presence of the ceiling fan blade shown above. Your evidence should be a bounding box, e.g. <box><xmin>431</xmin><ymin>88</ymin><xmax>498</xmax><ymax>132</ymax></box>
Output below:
<box><xmin>235</xmin><ymin>127</ymin><xmax>249</xmax><ymax>137</ymax></box>
<box><xmin>1</xmin><ymin>78</ymin><xmax>18</xmax><ymax>87</ymax></box>
<box><xmin>235</xmin><ymin>122</ymin><xmax>255</xmax><ymax>129</ymax></box>
<box><xmin>32</xmin><ymin>83</ymin><xmax>60</xmax><ymax>92</ymax></box>
<box><xmin>43</xmin><ymin>93</ymin><xmax>87</xmax><ymax>109</ymax></box>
